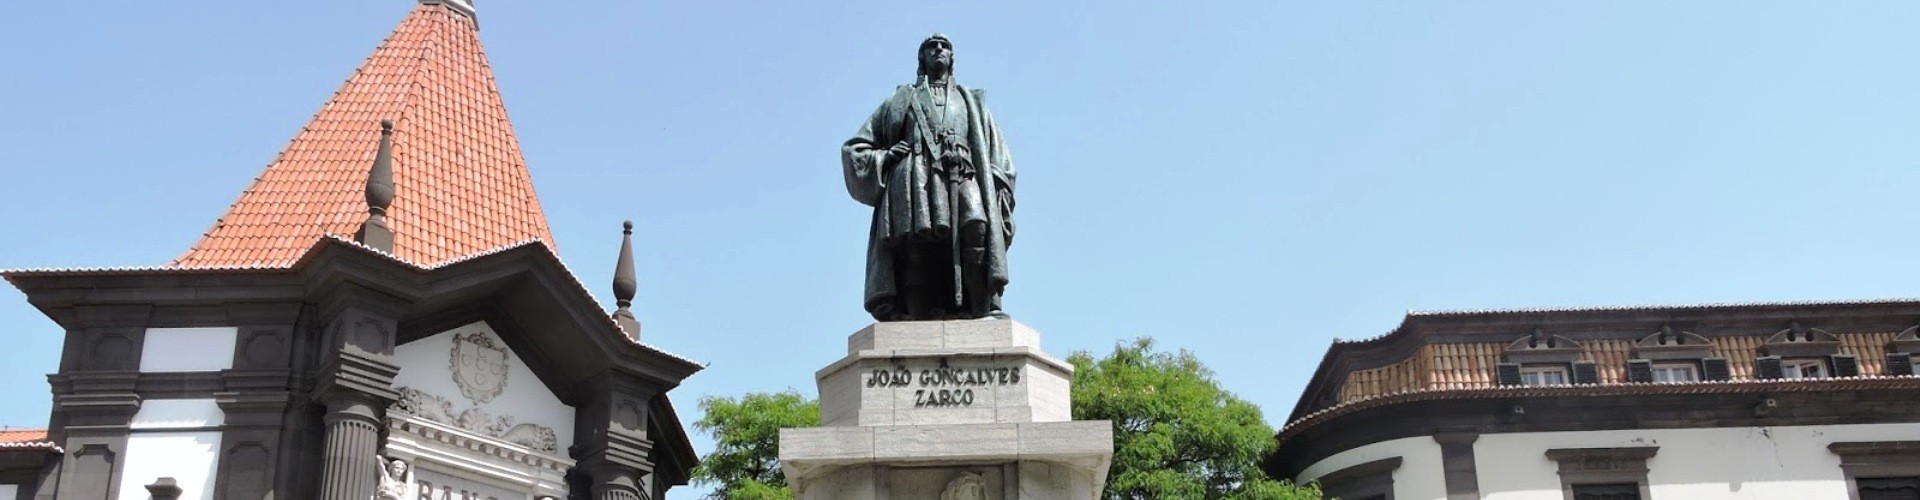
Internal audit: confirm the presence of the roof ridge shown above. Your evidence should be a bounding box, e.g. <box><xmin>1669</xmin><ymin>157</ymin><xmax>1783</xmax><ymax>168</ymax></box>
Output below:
<box><xmin>1407</xmin><ymin>297</ymin><xmax>1920</xmax><ymax>317</ymax></box>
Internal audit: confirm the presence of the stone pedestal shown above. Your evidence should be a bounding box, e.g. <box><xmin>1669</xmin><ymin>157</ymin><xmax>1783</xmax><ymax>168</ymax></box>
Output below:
<box><xmin>781</xmin><ymin>319</ymin><xmax>1112</xmax><ymax>499</ymax></box>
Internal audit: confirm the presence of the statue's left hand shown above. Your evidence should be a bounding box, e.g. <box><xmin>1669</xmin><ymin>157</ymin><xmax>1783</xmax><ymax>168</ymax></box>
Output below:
<box><xmin>887</xmin><ymin>141</ymin><xmax>912</xmax><ymax>162</ymax></box>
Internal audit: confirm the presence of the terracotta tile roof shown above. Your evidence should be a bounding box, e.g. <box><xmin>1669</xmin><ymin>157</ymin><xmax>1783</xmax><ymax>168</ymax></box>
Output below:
<box><xmin>1333</xmin><ymin>332</ymin><xmax>1906</xmax><ymax>403</ymax></box>
<box><xmin>0</xmin><ymin>428</ymin><xmax>56</xmax><ymax>453</ymax></box>
<box><xmin>0</xmin><ymin>428</ymin><xmax>46</xmax><ymax>444</ymax></box>
<box><xmin>1282</xmin><ymin>375</ymin><xmax>1920</xmax><ymax>442</ymax></box>
<box><xmin>170</xmin><ymin>2</ymin><xmax>554</xmax><ymax>269</ymax></box>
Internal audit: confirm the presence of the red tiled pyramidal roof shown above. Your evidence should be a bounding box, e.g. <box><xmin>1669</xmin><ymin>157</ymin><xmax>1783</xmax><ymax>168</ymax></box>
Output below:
<box><xmin>171</xmin><ymin>1</ymin><xmax>555</xmax><ymax>268</ymax></box>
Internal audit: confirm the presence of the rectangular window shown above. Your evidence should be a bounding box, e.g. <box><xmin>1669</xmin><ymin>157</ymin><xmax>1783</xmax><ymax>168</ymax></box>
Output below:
<box><xmin>1650</xmin><ymin>363</ymin><xmax>1698</xmax><ymax>383</ymax></box>
<box><xmin>1571</xmin><ymin>482</ymin><xmax>1641</xmax><ymax>500</ymax></box>
<box><xmin>1782</xmin><ymin>358</ymin><xmax>1827</xmax><ymax>379</ymax></box>
<box><xmin>1520</xmin><ymin>365</ymin><xmax>1569</xmax><ymax>386</ymax></box>
<box><xmin>140</xmin><ymin>327</ymin><xmax>237</xmax><ymax>372</ymax></box>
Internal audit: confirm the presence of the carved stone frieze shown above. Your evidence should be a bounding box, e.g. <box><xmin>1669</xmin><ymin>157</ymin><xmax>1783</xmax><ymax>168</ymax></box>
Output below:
<box><xmin>391</xmin><ymin>386</ymin><xmax>558</xmax><ymax>453</ymax></box>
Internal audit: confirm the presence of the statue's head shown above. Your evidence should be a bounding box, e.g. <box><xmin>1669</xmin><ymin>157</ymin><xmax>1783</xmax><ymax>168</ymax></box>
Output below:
<box><xmin>917</xmin><ymin>34</ymin><xmax>954</xmax><ymax>80</ymax></box>
<box><xmin>387</xmin><ymin>458</ymin><xmax>408</xmax><ymax>478</ymax></box>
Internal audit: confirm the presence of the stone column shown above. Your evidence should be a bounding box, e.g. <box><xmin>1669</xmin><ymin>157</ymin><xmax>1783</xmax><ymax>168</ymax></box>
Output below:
<box><xmin>317</xmin><ymin>391</ymin><xmax>385</xmax><ymax>500</ymax></box>
<box><xmin>586</xmin><ymin>463</ymin><xmax>646</xmax><ymax>500</ymax></box>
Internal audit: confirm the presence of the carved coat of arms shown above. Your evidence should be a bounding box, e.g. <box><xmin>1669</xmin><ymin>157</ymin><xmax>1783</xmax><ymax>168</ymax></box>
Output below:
<box><xmin>450</xmin><ymin>331</ymin><xmax>508</xmax><ymax>404</ymax></box>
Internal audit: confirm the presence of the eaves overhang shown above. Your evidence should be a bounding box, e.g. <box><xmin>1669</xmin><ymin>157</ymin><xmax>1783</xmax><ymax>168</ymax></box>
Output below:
<box><xmin>4</xmin><ymin>235</ymin><xmax>704</xmax><ymax>388</ymax></box>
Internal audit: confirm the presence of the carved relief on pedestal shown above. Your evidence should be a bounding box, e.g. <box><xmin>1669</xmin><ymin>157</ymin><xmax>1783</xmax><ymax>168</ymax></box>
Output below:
<box><xmin>450</xmin><ymin>331</ymin><xmax>509</xmax><ymax>404</ymax></box>
<box><xmin>942</xmin><ymin>472</ymin><xmax>987</xmax><ymax>500</ymax></box>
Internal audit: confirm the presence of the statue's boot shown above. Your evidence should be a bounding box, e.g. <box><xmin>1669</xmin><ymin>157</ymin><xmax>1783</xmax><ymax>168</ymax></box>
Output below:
<box><xmin>961</xmin><ymin>246</ymin><xmax>992</xmax><ymax>318</ymax></box>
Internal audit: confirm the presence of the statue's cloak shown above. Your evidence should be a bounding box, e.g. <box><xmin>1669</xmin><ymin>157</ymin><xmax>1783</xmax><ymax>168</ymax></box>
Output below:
<box><xmin>842</xmin><ymin>83</ymin><xmax>1016</xmax><ymax>318</ymax></box>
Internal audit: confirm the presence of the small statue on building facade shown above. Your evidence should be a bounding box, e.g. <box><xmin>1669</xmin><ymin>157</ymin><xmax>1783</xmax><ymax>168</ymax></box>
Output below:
<box><xmin>842</xmin><ymin>34</ymin><xmax>1017</xmax><ymax>321</ymax></box>
<box><xmin>376</xmin><ymin>457</ymin><xmax>410</xmax><ymax>500</ymax></box>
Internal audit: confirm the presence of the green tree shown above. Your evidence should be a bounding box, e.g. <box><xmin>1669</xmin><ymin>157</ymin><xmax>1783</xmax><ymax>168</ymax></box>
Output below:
<box><xmin>1070</xmin><ymin>338</ymin><xmax>1320</xmax><ymax>500</ymax></box>
<box><xmin>689</xmin><ymin>391</ymin><xmax>819</xmax><ymax>500</ymax></box>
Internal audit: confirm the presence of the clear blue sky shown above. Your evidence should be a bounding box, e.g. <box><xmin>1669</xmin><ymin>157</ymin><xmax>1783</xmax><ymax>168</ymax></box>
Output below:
<box><xmin>5</xmin><ymin>1</ymin><xmax>1920</xmax><ymax>494</ymax></box>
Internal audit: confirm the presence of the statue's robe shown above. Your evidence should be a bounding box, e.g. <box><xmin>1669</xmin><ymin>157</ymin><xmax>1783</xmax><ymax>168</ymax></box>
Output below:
<box><xmin>842</xmin><ymin>82</ymin><xmax>1016</xmax><ymax>319</ymax></box>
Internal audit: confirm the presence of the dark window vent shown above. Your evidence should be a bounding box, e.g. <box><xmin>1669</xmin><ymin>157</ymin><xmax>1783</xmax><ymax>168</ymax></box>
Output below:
<box><xmin>1702</xmin><ymin>358</ymin><xmax>1732</xmax><ymax>381</ymax></box>
<box><xmin>1625</xmin><ymin>360</ymin><xmax>1653</xmax><ymax>383</ymax></box>
<box><xmin>1572</xmin><ymin>361</ymin><xmax>1599</xmax><ymax>384</ymax></box>
<box><xmin>1755</xmin><ymin>356</ymin><xmax>1784</xmax><ymax>380</ymax></box>
<box><xmin>1830</xmin><ymin>354</ymin><xmax>1861</xmax><ymax>378</ymax></box>
<box><xmin>1496</xmin><ymin>363</ymin><xmax>1523</xmax><ymax>386</ymax></box>
<box><xmin>1887</xmin><ymin>352</ymin><xmax>1914</xmax><ymax>377</ymax></box>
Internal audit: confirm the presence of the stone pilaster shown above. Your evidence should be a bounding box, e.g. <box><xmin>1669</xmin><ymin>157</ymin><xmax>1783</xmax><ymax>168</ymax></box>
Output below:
<box><xmin>48</xmin><ymin>372</ymin><xmax>141</xmax><ymax>500</ymax></box>
<box><xmin>573</xmin><ymin>377</ymin><xmax>660</xmax><ymax>500</ymax></box>
<box><xmin>317</xmin><ymin>390</ymin><xmax>386</xmax><ymax>500</ymax></box>
<box><xmin>312</xmin><ymin>345</ymin><xmax>398</xmax><ymax>500</ymax></box>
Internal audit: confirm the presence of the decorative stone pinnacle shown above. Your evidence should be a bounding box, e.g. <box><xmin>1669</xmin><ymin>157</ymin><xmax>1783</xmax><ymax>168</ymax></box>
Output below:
<box><xmin>355</xmin><ymin>119</ymin><xmax>397</xmax><ymax>252</ymax></box>
<box><xmin>145</xmin><ymin>477</ymin><xmax>182</xmax><ymax>500</ymax></box>
<box><xmin>612</xmin><ymin>220</ymin><xmax>640</xmax><ymax>340</ymax></box>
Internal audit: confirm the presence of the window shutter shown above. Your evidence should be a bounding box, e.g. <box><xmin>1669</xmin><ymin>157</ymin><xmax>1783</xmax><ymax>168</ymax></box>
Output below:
<box><xmin>1755</xmin><ymin>356</ymin><xmax>1784</xmax><ymax>379</ymax></box>
<box><xmin>1572</xmin><ymin>361</ymin><xmax>1599</xmax><ymax>384</ymax></box>
<box><xmin>1496</xmin><ymin>363</ymin><xmax>1522</xmax><ymax>386</ymax></box>
<box><xmin>1702</xmin><ymin>358</ymin><xmax>1732</xmax><ymax>381</ymax></box>
<box><xmin>1626</xmin><ymin>359</ymin><xmax>1653</xmax><ymax>383</ymax></box>
<box><xmin>1829</xmin><ymin>354</ymin><xmax>1860</xmax><ymax>378</ymax></box>
<box><xmin>1887</xmin><ymin>352</ymin><xmax>1914</xmax><ymax>376</ymax></box>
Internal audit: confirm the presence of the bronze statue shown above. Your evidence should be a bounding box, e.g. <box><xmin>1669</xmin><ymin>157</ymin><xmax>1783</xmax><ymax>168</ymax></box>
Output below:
<box><xmin>843</xmin><ymin>34</ymin><xmax>1016</xmax><ymax>321</ymax></box>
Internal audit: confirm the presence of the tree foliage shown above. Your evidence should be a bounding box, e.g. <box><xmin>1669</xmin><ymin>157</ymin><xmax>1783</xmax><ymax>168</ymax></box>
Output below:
<box><xmin>1069</xmin><ymin>338</ymin><xmax>1320</xmax><ymax>500</ymax></box>
<box><xmin>689</xmin><ymin>391</ymin><xmax>819</xmax><ymax>500</ymax></box>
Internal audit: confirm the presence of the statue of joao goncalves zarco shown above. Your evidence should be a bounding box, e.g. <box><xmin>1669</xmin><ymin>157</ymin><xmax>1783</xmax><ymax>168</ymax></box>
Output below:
<box><xmin>841</xmin><ymin>34</ymin><xmax>1017</xmax><ymax>321</ymax></box>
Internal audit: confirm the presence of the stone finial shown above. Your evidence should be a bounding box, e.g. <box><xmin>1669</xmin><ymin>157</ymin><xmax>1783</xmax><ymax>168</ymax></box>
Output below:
<box><xmin>355</xmin><ymin>119</ymin><xmax>396</xmax><ymax>252</ymax></box>
<box><xmin>611</xmin><ymin>220</ymin><xmax>641</xmax><ymax>340</ymax></box>
<box><xmin>145</xmin><ymin>477</ymin><xmax>182</xmax><ymax>500</ymax></box>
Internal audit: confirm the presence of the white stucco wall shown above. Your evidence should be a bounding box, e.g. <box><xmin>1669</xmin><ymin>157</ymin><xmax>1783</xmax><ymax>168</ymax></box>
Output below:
<box><xmin>0</xmin><ymin>484</ymin><xmax>18</xmax><ymax>500</ymax></box>
<box><xmin>1300</xmin><ymin>421</ymin><xmax>1920</xmax><ymax>500</ymax></box>
<box><xmin>1476</xmin><ymin>422</ymin><xmax>1920</xmax><ymax>500</ymax></box>
<box><xmin>1297</xmin><ymin>435</ymin><xmax>1449</xmax><ymax>500</ymax></box>
<box><xmin>115</xmin><ymin>398</ymin><xmax>224</xmax><ymax>500</ymax></box>
<box><xmin>139</xmin><ymin>327</ymin><xmax>236</xmax><ymax>372</ymax></box>
<box><xmin>393</xmin><ymin>322</ymin><xmax>575</xmax><ymax>452</ymax></box>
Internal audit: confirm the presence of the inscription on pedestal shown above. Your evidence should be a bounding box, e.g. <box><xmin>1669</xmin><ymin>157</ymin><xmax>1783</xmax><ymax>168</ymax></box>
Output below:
<box><xmin>865</xmin><ymin>361</ymin><xmax>1023</xmax><ymax>408</ymax></box>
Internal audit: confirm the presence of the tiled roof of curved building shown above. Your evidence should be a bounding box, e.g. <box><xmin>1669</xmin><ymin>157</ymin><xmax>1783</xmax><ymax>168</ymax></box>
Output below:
<box><xmin>1278</xmin><ymin>375</ymin><xmax>1920</xmax><ymax>442</ymax></box>
<box><xmin>170</xmin><ymin>2</ymin><xmax>554</xmax><ymax>269</ymax></box>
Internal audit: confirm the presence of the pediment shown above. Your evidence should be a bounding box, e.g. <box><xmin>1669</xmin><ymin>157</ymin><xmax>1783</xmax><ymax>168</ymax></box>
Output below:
<box><xmin>1633</xmin><ymin>325</ymin><xmax>1713</xmax><ymax>361</ymax></box>
<box><xmin>392</xmin><ymin>321</ymin><xmax>572</xmax><ymax>454</ymax></box>
<box><xmin>1762</xmin><ymin>322</ymin><xmax>1840</xmax><ymax>358</ymax></box>
<box><xmin>1505</xmin><ymin>328</ymin><xmax>1583</xmax><ymax>364</ymax></box>
<box><xmin>1892</xmin><ymin>324</ymin><xmax>1920</xmax><ymax>354</ymax></box>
